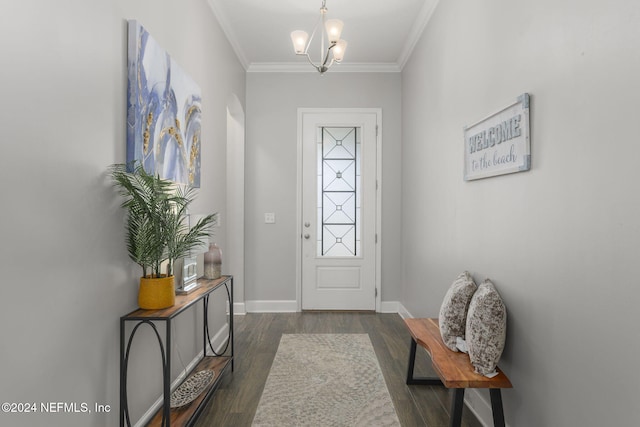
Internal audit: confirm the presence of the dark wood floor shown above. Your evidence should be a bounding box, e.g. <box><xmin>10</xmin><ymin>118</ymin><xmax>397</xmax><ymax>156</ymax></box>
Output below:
<box><xmin>194</xmin><ymin>312</ymin><xmax>483</xmax><ymax>427</ymax></box>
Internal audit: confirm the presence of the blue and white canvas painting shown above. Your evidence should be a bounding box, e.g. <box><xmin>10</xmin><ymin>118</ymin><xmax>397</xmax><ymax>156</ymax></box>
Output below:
<box><xmin>127</xmin><ymin>20</ymin><xmax>202</xmax><ymax>187</ymax></box>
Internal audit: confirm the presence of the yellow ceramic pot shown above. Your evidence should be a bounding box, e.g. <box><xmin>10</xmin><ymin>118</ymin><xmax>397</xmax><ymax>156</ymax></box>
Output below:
<box><xmin>138</xmin><ymin>275</ymin><xmax>175</xmax><ymax>310</ymax></box>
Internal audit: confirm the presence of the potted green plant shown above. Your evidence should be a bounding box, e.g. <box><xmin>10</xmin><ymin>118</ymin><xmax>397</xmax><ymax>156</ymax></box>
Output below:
<box><xmin>110</xmin><ymin>163</ymin><xmax>216</xmax><ymax>309</ymax></box>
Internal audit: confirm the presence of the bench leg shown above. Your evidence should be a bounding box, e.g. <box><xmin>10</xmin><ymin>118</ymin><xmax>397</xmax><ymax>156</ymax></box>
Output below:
<box><xmin>406</xmin><ymin>338</ymin><xmax>418</xmax><ymax>384</ymax></box>
<box><xmin>406</xmin><ymin>338</ymin><xmax>443</xmax><ymax>386</ymax></box>
<box><xmin>449</xmin><ymin>388</ymin><xmax>464</xmax><ymax>427</ymax></box>
<box><xmin>490</xmin><ymin>389</ymin><xmax>506</xmax><ymax>427</ymax></box>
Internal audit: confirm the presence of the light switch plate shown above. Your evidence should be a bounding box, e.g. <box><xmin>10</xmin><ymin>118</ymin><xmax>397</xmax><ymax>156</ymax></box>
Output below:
<box><xmin>264</xmin><ymin>212</ymin><xmax>276</xmax><ymax>224</ymax></box>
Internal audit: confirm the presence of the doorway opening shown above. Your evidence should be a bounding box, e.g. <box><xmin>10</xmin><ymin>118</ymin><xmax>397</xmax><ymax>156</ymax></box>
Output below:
<box><xmin>226</xmin><ymin>94</ymin><xmax>245</xmax><ymax>314</ymax></box>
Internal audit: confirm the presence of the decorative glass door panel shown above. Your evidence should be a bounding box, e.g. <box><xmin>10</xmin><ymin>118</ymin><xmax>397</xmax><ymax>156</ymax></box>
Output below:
<box><xmin>300</xmin><ymin>109</ymin><xmax>378</xmax><ymax>311</ymax></box>
<box><xmin>317</xmin><ymin>127</ymin><xmax>361</xmax><ymax>257</ymax></box>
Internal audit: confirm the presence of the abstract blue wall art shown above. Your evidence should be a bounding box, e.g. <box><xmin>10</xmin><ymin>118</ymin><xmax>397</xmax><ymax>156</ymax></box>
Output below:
<box><xmin>127</xmin><ymin>20</ymin><xmax>202</xmax><ymax>187</ymax></box>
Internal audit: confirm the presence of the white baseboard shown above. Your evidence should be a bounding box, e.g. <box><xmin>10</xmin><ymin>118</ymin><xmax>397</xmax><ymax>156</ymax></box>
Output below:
<box><xmin>464</xmin><ymin>389</ymin><xmax>494</xmax><ymax>427</ymax></box>
<box><xmin>379</xmin><ymin>301</ymin><xmax>399</xmax><ymax>313</ymax></box>
<box><xmin>397</xmin><ymin>302</ymin><xmax>413</xmax><ymax>319</ymax></box>
<box><xmin>233</xmin><ymin>302</ymin><xmax>246</xmax><ymax>315</ymax></box>
<box><xmin>134</xmin><ymin>323</ymin><xmax>230</xmax><ymax>427</ymax></box>
<box><xmin>245</xmin><ymin>300</ymin><xmax>298</xmax><ymax>313</ymax></box>
<box><xmin>244</xmin><ymin>300</ymin><xmax>403</xmax><ymax>313</ymax></box>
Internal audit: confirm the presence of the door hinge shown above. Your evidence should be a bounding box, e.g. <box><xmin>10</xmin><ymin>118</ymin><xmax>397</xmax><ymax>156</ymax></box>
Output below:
<box><xmin>375</xmin><ymin>287</ymin><xmax>378</xmax><ymax>298</ymax></box>
<box><xmin>375</xmin><ymin>124</ymin><xmax>379</xmax><ymax>137</ymax></box>
<box><xmin>375</xmin><ymin>233</ymin><xmax>378</xmax><ymax>243</ymax></box>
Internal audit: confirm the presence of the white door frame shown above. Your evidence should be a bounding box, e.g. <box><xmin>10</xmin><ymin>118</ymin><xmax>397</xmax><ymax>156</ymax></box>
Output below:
<box><xmin>226</xmin><ymin>93</ymin><xmax>245</xmax><ymax>314</ymax></box>
<box><xmin>296</xmin><ymin>108</ymin><xmax>382</xmax><ymax>311</ymax></box>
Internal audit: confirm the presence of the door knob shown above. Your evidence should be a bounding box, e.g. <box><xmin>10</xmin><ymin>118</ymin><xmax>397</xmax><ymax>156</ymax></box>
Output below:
<box><xmin>304</xmin><ymin>234</ymin><xmax>310</xmax><ymax>239</ymax></box>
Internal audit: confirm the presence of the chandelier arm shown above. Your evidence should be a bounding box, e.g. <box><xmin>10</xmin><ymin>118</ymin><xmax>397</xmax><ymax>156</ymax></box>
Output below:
<box><xmin>305</xmin><ymin>18</ymin><xmax>321</xmax><ymax>55</ymax></box>
<box><xmin>320</xmin><ymin>11</ymin><xmax>325</xmax><ymax>63</ymax></box>
<box><xmin>327</xmin><ymin>58</ymin><xmax>335</xmax><ymax>69</ymax></box>
<box><xmin>321</xmin><ymin>42</ymin><xmax>336</xmax><ymax>67</ymax></box>
<box><xmin>301</xmin><ymin>52</ymin><xmax>320</xmax><ymax>69</ymax></box>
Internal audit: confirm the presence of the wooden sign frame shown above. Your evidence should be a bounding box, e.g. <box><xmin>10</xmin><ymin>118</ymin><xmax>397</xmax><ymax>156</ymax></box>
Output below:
<box><xmin>463</xmin><ymin>93</ymin><xmax>530</xmax><ymax>181</ymax></box>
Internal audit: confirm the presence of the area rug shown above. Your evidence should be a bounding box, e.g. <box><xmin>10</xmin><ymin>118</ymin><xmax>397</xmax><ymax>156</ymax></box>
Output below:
<box><xmin>252</xmin><ymin>334</ymin><xmax>401</xmax><ymax>427</ymax></box>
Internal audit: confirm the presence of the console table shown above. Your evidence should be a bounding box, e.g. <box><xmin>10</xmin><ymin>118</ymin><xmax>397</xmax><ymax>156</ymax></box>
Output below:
<box><xmin>120</xmin><ymin>275</ymin><xmax>233</xmax><ymax>427</ymax></box>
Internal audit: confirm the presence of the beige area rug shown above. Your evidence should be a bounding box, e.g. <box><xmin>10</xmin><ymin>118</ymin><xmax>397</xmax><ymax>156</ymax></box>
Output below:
<box><xmin>252</xmin><ymin>334</ymin><xmax>401</xmax><ymax>427</ymax></box>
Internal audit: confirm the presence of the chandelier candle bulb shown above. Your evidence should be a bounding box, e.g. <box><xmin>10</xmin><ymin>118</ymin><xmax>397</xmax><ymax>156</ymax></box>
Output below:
<box><xmin>333</xmin><ymin>39</ymin><xmax>347</xmax><ymax>62</ymax></box>
<box><xmin>291</xmin><ymin>31</ymin><xmax>309</xmax><ymax>54</ymax></box>
<box><xmin>325</xmin><ymin>19</ymin><xmax>343</xmax><ymax>43</ymax></box>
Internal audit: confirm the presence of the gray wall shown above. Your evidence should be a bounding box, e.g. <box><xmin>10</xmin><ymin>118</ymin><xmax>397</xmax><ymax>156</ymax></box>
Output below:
<box><xmin>401</xmin><ymin>0</ymin><xmax>640</xmax><ymax>425</ymax></box>
<box><xmin>0</xmin><ymin>1</ymin><xmax>245</xmax><ymax>426</ymax></box>
<box><xmin>245</xmin><ymin>72</ymin><xmax>402</xmax><ymax>305</ymax></box>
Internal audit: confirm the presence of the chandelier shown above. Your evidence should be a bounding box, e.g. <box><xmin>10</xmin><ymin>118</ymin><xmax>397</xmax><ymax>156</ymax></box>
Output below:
<box><xmin>290</xmin><ymin>0</ymin><xmax>347</xmax><ymax>74</ymax></box>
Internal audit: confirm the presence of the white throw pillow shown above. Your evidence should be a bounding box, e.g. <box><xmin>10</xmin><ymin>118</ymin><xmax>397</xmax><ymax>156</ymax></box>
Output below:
<box><xmin>465</xmin><ymin>279</ymin><xmax>507</xmax><ymax>376</ymax></box>
<box><xmin>438</xmin><ymin>271</ymin><xmax>477</xmax><ymax>352</ymax></box>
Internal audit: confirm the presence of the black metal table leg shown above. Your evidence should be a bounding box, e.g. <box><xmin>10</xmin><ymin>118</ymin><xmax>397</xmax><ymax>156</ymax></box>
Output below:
<box><xmin>164</xmin><ymin>319</ymin><xmax>171</xmax><ymax>426</ymax></box>
<box><xmin>120</xmin><ymin>318</ymin><xmax>125</xmax><ymax>427</ymax></box>
<box><xmin>490</xmin><ymin>389</ymin><xmax>506</xmax><ymax>427</ymax></box>
<box><xmin>406</xmin><ymin>338</ymin><xmax>418</xmax><ymax>384</ymax></box>
<box><xmin>450</xmin><ymin>388</ymin><xmax>465</xmax><ymax>427</ymax></box>
<box><xmin>406</xmin><ymin>338</ymin><xmax>443</xmax><ymax>386</ymax></box>
<box><xmin>230</xmin><ymin>277</ymin><xmax>234</xmax><ymax>371</ymax></box>
<box><xmin>203</xmin><ymin>282</ymin><xmax>233</xmax><ymax>360</ymax></box>
<box><xmin>121</xmin><ymin>320</ymin><xmax>168</xmax><ymax>426</ymax></box>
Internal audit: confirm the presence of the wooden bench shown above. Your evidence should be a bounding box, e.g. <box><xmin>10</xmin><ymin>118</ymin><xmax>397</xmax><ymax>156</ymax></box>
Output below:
<box><xmin>405</xmin><ymin>318</ymin><xmax>512</xmax><ymax>427</ymax></box>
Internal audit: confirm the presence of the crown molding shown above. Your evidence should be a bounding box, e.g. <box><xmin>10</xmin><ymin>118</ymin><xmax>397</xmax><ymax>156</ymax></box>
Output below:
<box><xmin>396</xmin><ymin>0</ymin><xmax>440</xmax><ymax>70</ymax></box>
<box><xmin>247</xmin><ymin>62</ymin><xmax>402</xmax><ymax>73</ymax></box>
<box><xmin>208</xmin><ymin>0</ymin><xmax>440</xmax><ymax>73</ymax></box>
<box><xmin>206</xmin><ymin>0</ymin><xmax>249</xmax><ymax>70</ymax></box>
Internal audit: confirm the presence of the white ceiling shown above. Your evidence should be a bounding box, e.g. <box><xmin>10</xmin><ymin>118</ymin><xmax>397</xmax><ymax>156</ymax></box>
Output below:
<box><xmin>207</xmin><ymin>0</ymin><xmax>439</xmax><ymax>72</ymax></box>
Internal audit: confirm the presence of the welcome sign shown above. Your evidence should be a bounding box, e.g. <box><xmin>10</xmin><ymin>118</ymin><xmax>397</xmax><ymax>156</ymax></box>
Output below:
<box><xmin>464</xmin><ymin>93</ymin><xmax>530</xmax><ymax>181</ymax></box>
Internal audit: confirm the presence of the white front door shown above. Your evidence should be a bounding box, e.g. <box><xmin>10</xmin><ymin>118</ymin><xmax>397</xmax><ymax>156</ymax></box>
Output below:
<box><xmin>300</xmin><ymin>109</ymin><xmax>380</xmax><ymax>310</ymax></box>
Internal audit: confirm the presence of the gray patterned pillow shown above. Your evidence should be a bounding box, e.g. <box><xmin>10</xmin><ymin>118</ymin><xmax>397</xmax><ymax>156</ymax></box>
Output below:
<box><xmin>438</xmin><ymin>272</ymin><xmax>477</xmax><ymax>352</ymax></box>
<box><xmin>465</xmin><ymin>279</ymin><xmax>507</xmax><ymax>376</ymax></box>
